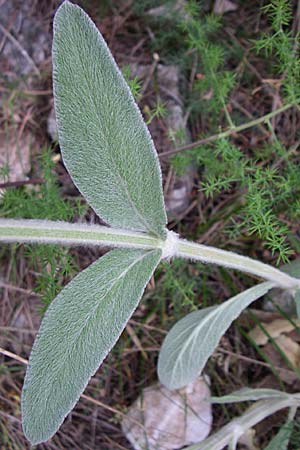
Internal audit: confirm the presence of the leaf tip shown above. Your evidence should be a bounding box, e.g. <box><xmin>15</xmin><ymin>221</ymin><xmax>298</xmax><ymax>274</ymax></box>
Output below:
<box><xmin>54</xmin><ymin>0</ymin><xmax>81</xmax><ymax>23</ymax></box>
<box><xmin>22</xmin><ymin>422</ymin><xmax>49</xmax><ymax>446</ymax></box>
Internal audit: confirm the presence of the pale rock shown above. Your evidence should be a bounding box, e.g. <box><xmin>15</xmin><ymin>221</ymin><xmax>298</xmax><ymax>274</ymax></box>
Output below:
<box><xmin>47</xmin><ymin>104</ymin><xmax>58</xmax><ymax>142</ymax></box>
<box><xmin>248</xmin><ymin>318</ymin><xmax>300</xmax><ymax>346</ymax></box>
<box><xmin>213</xmin><ymin>0</ymin><xmax>238</xmax><ymax>15</ymax></box>
<box><xmin>0</xmin><ymin>0</ymin><xmax>52</xmax><ymax>79</ymax></box>
<box><xmin>147</xmin><ymin>0</ymin><xmax>190</xmax><ymax>22</ymax></box>
<box><xmin>129</xmin><ymin>63</ymin><xmax>195</xmax><ymax>216</ymax></box>
<box><xmin>122</xmin><ymin>377</ymin><xmax>212</xmax><ymax>450</ymax></box>
<box><xmin>275</xmin><ymin>335</ymin><xmax>300</xmax><ymax>368</ymax></box>
<box><xmin>263</xmin><ymin>287</ymin><xmax>296</xmax><ymax>316</ymax></box>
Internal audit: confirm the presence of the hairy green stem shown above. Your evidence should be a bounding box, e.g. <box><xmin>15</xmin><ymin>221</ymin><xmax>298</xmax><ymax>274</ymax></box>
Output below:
<box><xmin>161</xmin><ymin>102</ymin><xmax>296</xmax><ymax>157</ymax></box>
<box><xmin>1</xmin><ymin>219</ymin><xmax>299</xmax><ymax>290</ymax></box>
<box><xmin>176</xmin><ymin>239</ymin><xmax>300</xmax><ymax>290</ymax></box>
<box><xmin>0</xmin><ymin>219</ymin><xmax>162</xmax><ymax>249</ymax></box>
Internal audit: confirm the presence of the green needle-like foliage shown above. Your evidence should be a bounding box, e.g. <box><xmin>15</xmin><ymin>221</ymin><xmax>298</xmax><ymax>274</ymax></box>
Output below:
<box><xmin>158</xmin><ymin>0</ymin><xmax>300</xmax><ymax>263</ymax></box>
<box><xmin>1</xmin><ymin>148</ymin><xmax>82</xmax><ymax>309</ymax></box>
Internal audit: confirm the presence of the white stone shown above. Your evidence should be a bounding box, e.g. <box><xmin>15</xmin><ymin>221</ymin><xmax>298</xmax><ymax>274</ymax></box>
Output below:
<box><xmin>213</xmin><ymin>0</ymin><xmax>238</xmax><ymax>15</ymax></box>
<box><xmin>122</xmin><ymin>377</ymin><xmax>212</xmax><ymax>450</ymax></box>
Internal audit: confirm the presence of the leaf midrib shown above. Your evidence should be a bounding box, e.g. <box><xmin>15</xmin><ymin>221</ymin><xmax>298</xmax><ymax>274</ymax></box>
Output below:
<box><xmin>167</xmin><ymin>283</ymin><xmax>272</xmax><ymax>387</ymax></box>
<box><xmin>68</xmin><ymin>251</ymin><xmax>150</xmax><ymax>352</ymax></box>
<box><xmin>37</xmin><ymin>250</ymin><xmax>157</xmax><ymax>417</ymax></box>
<box><xmin>70</xmin><ymin>24</ymin><xmax>162</xmax><ymax>237</ymax></box>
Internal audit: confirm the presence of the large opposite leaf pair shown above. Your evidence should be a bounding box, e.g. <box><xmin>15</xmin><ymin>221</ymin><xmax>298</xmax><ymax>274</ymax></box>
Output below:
<box><xmin>21</xmin><ymin>1</ymin><xmax>285</xmax><ymax>445</ymax></box>
<box><xmin>22</xmin><ymin>1</ymin><xmax>166</xmax><ymax>444</ymax></box>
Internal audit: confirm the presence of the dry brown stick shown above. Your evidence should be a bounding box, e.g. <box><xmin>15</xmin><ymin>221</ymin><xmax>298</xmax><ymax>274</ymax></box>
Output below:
<box><xmin>0</xmin><ymin>86</ymin><xmax>52</xmax><ymax>96</ymax></box>
<box><xmin>80</xmin><ymin>394</ymin><xmax>148</xmax><ymax>430</ymax></box>
<box><xmin>2</xmin><ymin>345</ymin><xmax>296</xmax><ymax>390</ymax></box>
<box><xmin>17</xmin><ymin>106</ymin><xmax>34</xmax><ymax>142</ymax></box>
<box><xmin>0</xmin><ymin>178</ymin><xmax>43</xmax><ymax>189</ymax></box>
<box><xmin>0</xmin><ymin>23</ymin><xmax>40</xmax><ymax>76</ymax></box>
<box><xmin>159</xmin><ymin>103</ymin><xmax>295</xmax><ymax>158</ymax></box>
<box><xmin>0</xmin><ymin>281</ymin><xmax>39</xmax><ymax>296</ymax></box>
<box><xmin>219</xmin><ymin>348</ymin><xmax>297</xmax><ymax>377</ymax></box>
<box><xmin>125</xmin><ymin>323</ymin><xmax>148</xmax><ymax>360</ymax></box>
<box><xmin>0</xmin><ymin>347</ymin><xmax>28</xmax><ymax>365</ymax></box>
<box><xmin>231</xmin><ymin>98</ymin><xmax>269</xmax><ymax>137</ymax></box>
<box><xmin>140</xmin><ymin>53</ymin><xmax>160</xmax><ymax>97</ymax></box>
<box><xmin>0</xmin><ymin>348</ymin><xmax>147</xmax><ymax>431</ymax></box>
<box><xmin>0</xmin><ymin>326</ymin><xmax>37</xmax><ymax>333</ymax></box>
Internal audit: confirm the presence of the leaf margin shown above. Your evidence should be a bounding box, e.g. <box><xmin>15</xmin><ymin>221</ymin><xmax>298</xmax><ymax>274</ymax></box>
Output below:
<box><xmin>52</xmin><ymin>0</ymin><xmax>167</xmax><ymax>238</ymax></box>
<box><xmin>158</xmin><ymin>281</ymin><xmax>274</xmax><ymax>390</ymax></box>
<box><xmin>22</xmin><ymin>247</ymin><xmax>161</xmax><ymax>444</ymax></box>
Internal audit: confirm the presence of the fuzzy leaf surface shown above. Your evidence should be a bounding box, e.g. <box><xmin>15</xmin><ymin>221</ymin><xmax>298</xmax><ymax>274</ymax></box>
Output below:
<box><xmin>264</xmin><ymin>420</ymin><xmax>293</xmax><ymax>450</ymax></box>
<box><xmin>22</xmin><ymin>248</ymin><xmax>161</xmax><ymax>444</ymax></box>
<box><xmin>210</xmin><ymin>388</ymin><xmax>291</xmax><ymax>404</ymax></box>
<box><xmin>53</xmin><ymin>1</ymin><xmax>167</xmax><ymax>237</ymax></box>
<box><xmin>158</xmin><ymin>282</ymin><xmax>273</xmax><ymax>389</ymax></box>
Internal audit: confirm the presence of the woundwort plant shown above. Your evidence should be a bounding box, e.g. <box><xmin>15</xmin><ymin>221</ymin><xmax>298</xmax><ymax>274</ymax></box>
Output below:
<box><xmin>1</xmin><ymin>1</ymin><xmax>300</xmax><ymax>446</ymax></box>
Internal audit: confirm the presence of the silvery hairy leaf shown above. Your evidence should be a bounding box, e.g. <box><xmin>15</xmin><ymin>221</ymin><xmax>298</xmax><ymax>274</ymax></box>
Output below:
<box><xmin>53</xmin><ymin>1</ymin><xmax>167</xmax><ymax>238</ymax></box>
<box><xmin>210</xmin><ymin>387</ymin><xmax>291</xmax><ymax>404</ymax></box>
<box><xmin>185</xmin><ymin>398</ymin><xmax>296</xmax><ymax>450</ymax></box>
<box><xmin>158</xmin><ymin>282</ymin><xmax>273</xmax><ymax>390</ymax></box>
<box><xmin>22</xmin><ymin>248</ymin><xmax>161</xmax><ymax>444</ymax></box>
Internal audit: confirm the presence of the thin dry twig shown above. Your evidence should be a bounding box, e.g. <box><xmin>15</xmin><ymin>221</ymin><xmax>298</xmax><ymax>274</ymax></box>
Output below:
<box><xmin>159</xmin><ymin>103</ymin><xmax>295</xmax><ymax>157</ymax></box>
<box><xmin>0</xmin><ymin>23</ymin><xmax>40</xmax><ymax>76</ymax></box>
<box><xmin>219</xmin><ymin>347</ymin><xmax>298</xmax><ymax>377</ymax></box>
<box><xmin>0</xmin><ymin>178</ymin><xmax>44</xmax><ymax>189</ymax></box>
<box><xmin>0</xmin><ymin>281</ymin><xmax>40</xmax><ymax>296</ymax></box>
<box><xmin>125</xmin><ymin>323</ymin><xmax>148</xmax><ymax>360</ymax></box>
<box><xmin>0</xmin><ymin>347</ymin><xmax>28</xmax><ymax>365</ymax></box>
<box><xmin>0</xmin><ymin>348</ymin><xmax>147</xmax><ymax>432</ymax></box>
<box><xmin>0</xmin><ymin>86</ymin><xmax>52</xmax><ymax>96</ymax></box>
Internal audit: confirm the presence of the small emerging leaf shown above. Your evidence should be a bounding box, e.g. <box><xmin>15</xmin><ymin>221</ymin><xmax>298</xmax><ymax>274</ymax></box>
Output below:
<box><xmin>158</xmin><ymin>282</ymin><xmax>273</xmax><ymax>389</ymax></box>
<box><xmin>53</xmin><ymin>1</ymin><xmax>167</xmax><ymax>238</ymax></box>
<box><xmin>22</xmin><ymin>248</ymin><xmax>161</xmax><ymax>444</ymax></box>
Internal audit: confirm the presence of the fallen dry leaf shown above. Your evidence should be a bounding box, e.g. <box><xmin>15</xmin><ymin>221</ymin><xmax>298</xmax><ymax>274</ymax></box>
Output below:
<box><xmin>248</xmin><ymin>318</ymin><xmax>300</xmax><ymax>384</ymax></box>
<box><xmin>275</xmin><ymin>334</ymin><xmax>300</xmax><ymax>368</ymax></box>
<box><xmin>262</xmin><ymin>340</ymin><xmax>300</xmax><ymax>384</ymax></box>
<box><xmin>248</xmin><ymin>318</ymin><xmax>300</xmax><ymax>346</ymax></box>
<box><xmin>0</xmin><ymin>129</ymin><xmax>32</xmax><ymax>183</ymax></box>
